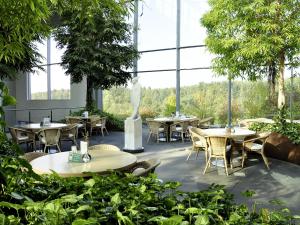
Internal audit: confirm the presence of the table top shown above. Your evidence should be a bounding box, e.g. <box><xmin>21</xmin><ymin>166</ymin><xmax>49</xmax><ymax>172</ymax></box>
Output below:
<box><xmin>203</xmin><ymin>127</ymin><xmax>256</xmax><ymax>138</ymax></box>
<box><xmin>154</xmin><ymin>116</ymin><xmax>196</xmax><ymax>123</ymax></box>
<box><xmin>19</xmin><ymin>123</ymin><xmax>67</xmax><ymax>130</ymax></box>
<box><xmin>30</xmin><ymin>149</ymin><xmax>137</xmax><ymax>177</ymax></box>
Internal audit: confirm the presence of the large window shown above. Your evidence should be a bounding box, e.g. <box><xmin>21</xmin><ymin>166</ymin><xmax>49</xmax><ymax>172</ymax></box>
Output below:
<box><xmin>28</xmin><ymin>37</ymin><xmax>70</xmax><ymax>100</ymax></box>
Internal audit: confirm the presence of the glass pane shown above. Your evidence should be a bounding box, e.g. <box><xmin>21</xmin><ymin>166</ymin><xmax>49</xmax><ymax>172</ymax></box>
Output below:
<box><xmin>103</xmin><ymin>71</ymin><xmax>176</xmax><ymax>118</ymax></box>
<box><xmin>138</xmin><ymin>0</ymin><xmax>176</xmax><ymax>51</ymax></box>
<box><xmin>34</xmin><ymin>39</ymin><xmax>47</xmax><ymax>65</ymax></box>
<box><xmin>29</xmin><ymin>66</ymin><xmax>48</xmax><ymax>100</ymax></box>
<box><xmin>181</xmin><ymin>0</ymin><xmax>209</xmax><ymax>46</ymax></box>
<box><xmin>50</xmin><ymin>64</ymin><xmax>71</xmax><ymax>99</ymax></box>
<box><xmin>138</xmin><ymin>50</ymin><xmax>176</xmax><ymax>71</ymax></box>
<box><xmin>50</xmin><ymin>36</ymin><xmax>65</xmax><ymax>64</ymax></box>
<box><xmin>180</xmin><ymin>47</ymin><xmax>213</xmax><ymax>69</ymax></box>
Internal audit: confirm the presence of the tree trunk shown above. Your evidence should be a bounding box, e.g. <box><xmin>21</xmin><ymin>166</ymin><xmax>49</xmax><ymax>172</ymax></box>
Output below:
<box><xmin>268</xmin><ymin>62</ymin><xmax>276</xmax><ymax>106</ymax></box>
<box><xmin>86</xmin><ymin>77</ymin><xmax>94</xmax><ymax>112</ymax></box>
<box><xmin>277</xmin><ymin>52</ymin><xmax>285</xmax><ymax>109</ymax></box>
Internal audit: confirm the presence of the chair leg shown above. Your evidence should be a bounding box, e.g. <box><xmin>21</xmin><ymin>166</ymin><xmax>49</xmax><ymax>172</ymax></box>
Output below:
<box><xmin>203</xmin><ymin>155</ymin><xmax>211</xmax><ymax>175</ymax></box>
<box><xmin>56</xmin><ymin>144</ymin><xmax>61</xmax><ymax>152</ymax></box>
<box><xmin>105</xmin><ymin>127</ymin><xmax>109</xmax><ymax>135</ymax></box>
<box><xmin>186</xmin><ymin>149</ymin><xmax>193</xmax><ymax>160</ymax></box>
<box><xmin>195</xmin><ymin>149</ymin><xmax>200</xmax><ymax>159</ymax></box>
<box><xmin>223</xmin><ymin>156</ymin><xmax>229</xmax><ymax>176</ymax></box>
<box><xmin>241</xmin><ymin>148</ymin><xmax>246</xmax><ymax>168</ymax></box>
<box><xmin>181</xmin><ymin>132</ymin><xmax>184</xmax><ymax>143</ymax></box>
<box><xmin>101</xmin><ymin>128</ymin><xmax>104</xmax><ymax>137</ymax></box>
<box><xmin>261</xmin><ymin>152</ymin><xmax>270</xmax><ymax>170</ymax></box>
<box><xmin>147</xmin><ymin>133</ymin><xmax>152</xmax><ymax>143</ymax></box>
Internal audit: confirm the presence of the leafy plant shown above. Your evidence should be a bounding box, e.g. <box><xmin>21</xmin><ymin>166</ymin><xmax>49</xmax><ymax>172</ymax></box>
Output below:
<box><xmin>249</xmin><ymin>107</ymin><xmax>300</xmax><ymax>144</ymax></box>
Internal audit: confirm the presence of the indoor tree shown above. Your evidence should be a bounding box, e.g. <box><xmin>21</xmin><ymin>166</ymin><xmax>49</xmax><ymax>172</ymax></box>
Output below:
<box><xmin>54</xmin><ymin>0</ymin><xmax>137</xmax><ymax>111</ymax></box>
<box><xmin>201</xmin><ymin>0</ymin><xmax>300</xmax><ymax>109</ymax></box>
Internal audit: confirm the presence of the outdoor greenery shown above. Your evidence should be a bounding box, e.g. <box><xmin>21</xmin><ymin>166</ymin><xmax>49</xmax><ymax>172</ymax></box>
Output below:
<box><xmin>249</xmin><ymin>107</ymin><xmax>300</xmax><ymax>144</ymax></box>
<box><xmin>54</xmin><ymin>0</ymin><xmax>137</xmax><ymax>111</ymax></box>
<box><xmin>31</xmin><ymin>89</ymin><xmax>71</xmax><ymax>100</ymax></box>
<box><xmin>0</xmin><ymin>146</ymin><xmax>299</xmax><ymax>224</ymax></box>
<box><xmin>104</xmin><ymin>78</ymin><xmax>300</xmax><ymax>124</ymax></box>
<box><xmin>201</xmin><ymin>0</ymin><xmax>300</xmax><ymax>109</ymax></box>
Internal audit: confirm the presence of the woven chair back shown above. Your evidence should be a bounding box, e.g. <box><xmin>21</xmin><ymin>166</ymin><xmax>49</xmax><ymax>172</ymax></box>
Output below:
<box><xmin>207</xmin><ymin>136</ymin><xmax>228</xmax><ymax>156</ymax></box>
<box><xmin>66</xmin><ymin>116</ymin><xmax>83</xmax><ymax>124</ymax></box>
<box><xmin>147</xmin><ymin>120</ymin><xmax>164</xmax><ymax>133</ymax></box>
<box><xmin>9</xmin><ymin>127</ymin><xmax>18</xmax><ymax>141</ymax></box>
<box><xmin>189</xmin><ymin>119</ymin><xmax>199</xmax><ymax>127</ymax></box>
<box><xmin>39</xmin><ymin>128</ymin><xmax>61</xmax><ymax>145</ymax></box>
<box><xmin>189</xmin><ymin>127</ymin><xmax>207</xmax><ymax>146</ymax></box>
<box><xmin>61</xmin><ymin>124</ymin><xmax>78</xmax><ymax>138</ymax></box>
<box><xmin>22</xmin><ymin>152</ymin><xmax>47</xmax><ymax>162</ymax></box>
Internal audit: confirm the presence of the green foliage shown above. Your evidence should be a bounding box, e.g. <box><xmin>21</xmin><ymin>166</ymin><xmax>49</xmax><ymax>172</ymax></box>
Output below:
<box><xmin>201</xmin><ymin>0</ymin><xmax>300</xmax><ymax>108</ymax></box>
<box><xmin>164</xmin><ymin>94</ymin><xmax>176</xmax><ymax>116</ymax></box>
<box><xmin>201</xmin><ymin>0</ymin><xmax>300</xmax><ymax>79</ymax></box>
<box><xmin>249</xmin><ymin>107</ymin><xmax>300</xmax><ymax>144</ymax></box>
<box><xmin>0</xmin><ymin>155</ymin><xmax>298</xmax><ymax>224</ymax></box>
<box><xmin>104</xmin><ymin>80</ymin><xmax>279</xmax><ymax>124</ymax></box>
<box><xmin>54</xmin><ymin>0</ymin><xmax>137</xmax><ymax>110</ymax></box>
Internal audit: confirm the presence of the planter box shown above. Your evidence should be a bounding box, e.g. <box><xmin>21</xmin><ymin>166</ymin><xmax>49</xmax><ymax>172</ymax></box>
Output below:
<box><xmin>265</xmin><ymin>132</ymin><xmax>300</xmax><ymax>165</ymax></box>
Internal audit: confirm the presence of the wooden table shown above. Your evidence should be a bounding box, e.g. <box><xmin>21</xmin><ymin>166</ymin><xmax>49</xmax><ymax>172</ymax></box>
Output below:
<box><xmin>30</xmin><ymin>149</ymin><xmax>137</xmax><ymax>177</ymax></box>
<box><xmin>19</xmin><ymin>123</ymin><xmax>67</xmax><ymax>131</ymax></box>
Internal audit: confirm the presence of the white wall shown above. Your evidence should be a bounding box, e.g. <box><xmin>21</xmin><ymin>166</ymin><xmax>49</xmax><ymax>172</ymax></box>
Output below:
<box><xmin>5</xmin><ymin>73</ymin><xmax>86</xmax><ymax>126</ymax></box>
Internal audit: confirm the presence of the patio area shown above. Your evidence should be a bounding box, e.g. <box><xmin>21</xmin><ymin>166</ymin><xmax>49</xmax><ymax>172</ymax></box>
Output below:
<box><xmin>47</xmin><ymin>125</ymin><xmax>300</xmax><ymax>214</ymax></box>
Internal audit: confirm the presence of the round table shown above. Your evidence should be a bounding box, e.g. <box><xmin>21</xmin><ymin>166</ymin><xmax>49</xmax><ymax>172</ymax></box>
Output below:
<box><xmin>202</xmin><ymin>128</ymin><xmax>256</xmax><ymax>168</ymax></box>
<box><xmin>19</xmin><ymin>123</ymin><xmax>67</xmax><ymax>131</ymax></box>
<box><xmin>30</xmin><ymin>149</ymin><xmax>137</xmax><ymax>177</ymax></box>
<box><xmin>202</xmin><ymin>127</ymin><xmax>255</xmax><ymax>138</ymax></box>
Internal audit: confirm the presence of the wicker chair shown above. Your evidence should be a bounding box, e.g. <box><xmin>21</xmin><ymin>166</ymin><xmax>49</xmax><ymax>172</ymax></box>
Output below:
<box><xmin>94</xmin><ymin>117</ymin><xmax>109</xmax><ymax>136</ymax></box>
<box><xmin>203</xmin><ymin>136</ymin><xmax>230</xmax><ymax>176</ymax></box>
<box><xmin>9</xmin><ymin>127</ymin><xmax>36</xmax><ymax>151</ymax></box>
<box><xmin>22</xmin><ymin>152</ymin><xmax>47</xmax><ymax>162</ymax></box>
<box><xmin>242</xmin><ymin>132</ymin><xmax>271</xmax><ymax>169</ymax></box>
<box><xmin>188</xmin><ymin>127</ymin><xmax>208</xmax><ymax>161</ymax></box>
<box><xmin>169</xmin><ymin>120</ymin><xmax>190</xmax><ymax>143</ymax></box>
<box><xmin>189</xmin><ymin>118</ymin><xmax>200</xmax><ymax>128</ymax></box>
<box><xmin>87</xmin><ymin>116</ymin><xmax>102</xmax><ymax>135</ymax></box>
<box><xmin>88</xmin><ymin>144</ymin><xmax>120</xmax><ymax>151</ymax></box>
<box><xmin>38</xmin><ymin>128</ymin><xmax>61</xmax><ymax>153</ymax></box>
<box><xmin>60</xmin><ymin>124</ymin><xmax>78</xmax><ymax>147</ymax></box>
<box><xmin>146</xmin><ymin>119</ymin><xmax>168</xmax><ymax>143</ymax></box>
<box><xmin>198</xmin><ymin>117</ymin><xmax>214</xmax><ymax>128</ymax></box>
<box><xmin>130</xmin><ymin>158</ymin><xmax>161</xmax><ymax>177</ymax></box>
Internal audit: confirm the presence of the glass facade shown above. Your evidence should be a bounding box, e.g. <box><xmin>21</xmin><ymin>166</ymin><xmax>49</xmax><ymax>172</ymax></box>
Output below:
<box><xmin>28</xmin><ymin>37</ymin><xmax>70</xmax><ymax>100</ymax></box>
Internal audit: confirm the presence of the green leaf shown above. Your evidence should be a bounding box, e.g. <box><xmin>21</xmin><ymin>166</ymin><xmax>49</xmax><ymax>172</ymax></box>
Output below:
<box><xmin>2</xmin><ymin>95</ymin><xmax>16</xmax><ymax>106</ymax></box>
<box><xmin>10</xmin><ymin>192</ymin><xmax>24</xmax><ymax>200</ymax></box>
<box><xmin>195</xmin><ymin>215</ymin><xmax>210</xmax><ymax>225</ymax></box>
<box><xmin>0</xmin><ymin>201</ymin><xmax>24</xmax><ymax>211</ymax></box>
<box><xmin>84</xmin><ymin>178</ymin><xmax>95</xmax><ymax>188</ymax></box>
<box><xmin>185</xmin><ymin>207</ymin><xmax>200</xmax><ymax>215</ymax></box>
<box><xmin>74</xmin><ymin>205</ymin><xmax>92</xmax><ymax>215</ymax></box>
<box><xmin>111</xmin><ymin>193</ymin><xmax>121</xmax><ymax>206</ymax></box>
<box><xmin>72</xmin><ymin>218</ymin><xmax>98</xmax><ymax>225</ymax></box>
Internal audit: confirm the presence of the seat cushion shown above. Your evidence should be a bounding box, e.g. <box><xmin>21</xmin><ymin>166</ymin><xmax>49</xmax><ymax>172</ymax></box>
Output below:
<box><xmin>195</xmin><ymin>141</ymin><xmax>204</xmax><ymax>147</ymax></box>
<box><xmin>250</xmin><ymin>143</ymin><xmax>262</xmax><ymax>151</ymax></box>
